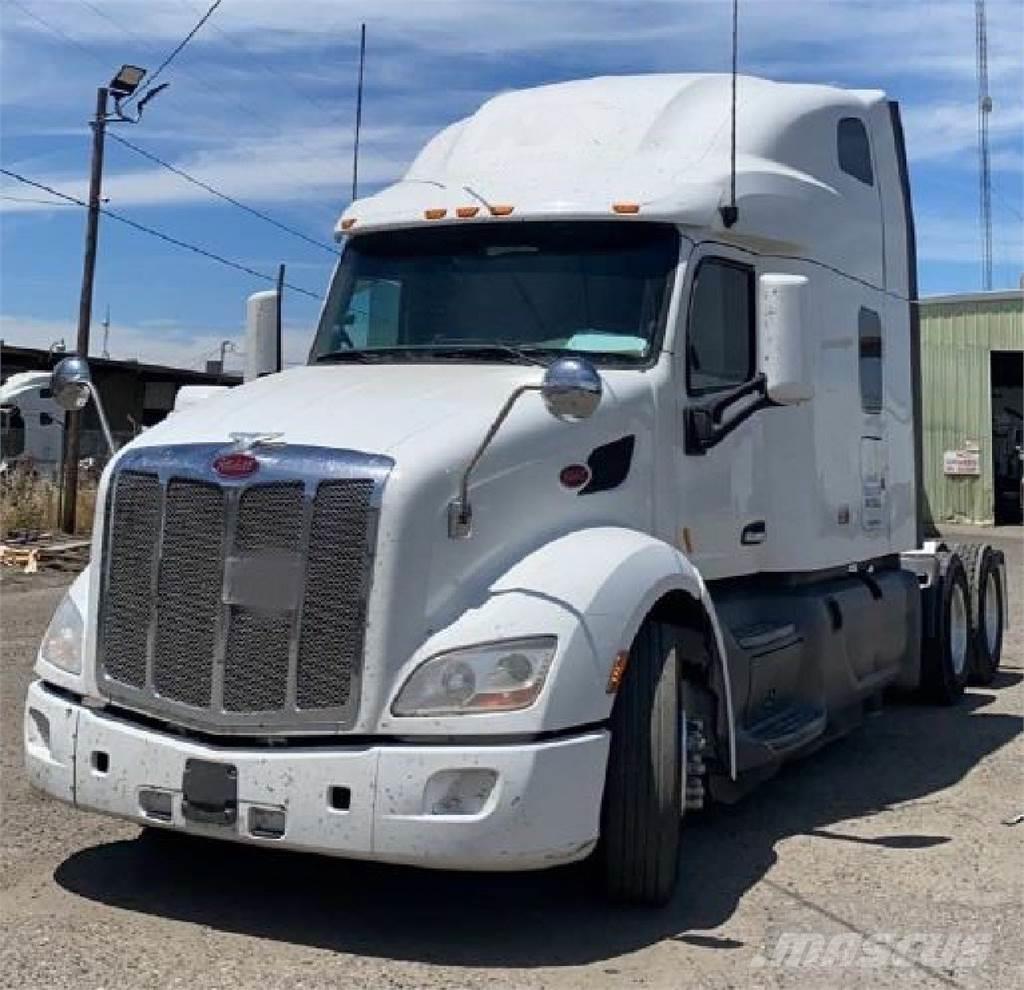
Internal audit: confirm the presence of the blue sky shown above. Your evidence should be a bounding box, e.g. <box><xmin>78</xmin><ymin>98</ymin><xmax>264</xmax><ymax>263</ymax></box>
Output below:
<box><xmin>2</xmin><ymin>0</ymin><xmax>1022</xmax><ymax>371</ymax></box>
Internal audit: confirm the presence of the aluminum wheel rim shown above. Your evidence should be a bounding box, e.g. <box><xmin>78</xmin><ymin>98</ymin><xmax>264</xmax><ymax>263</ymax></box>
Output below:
<box><xmin>984</xmin><ymin>571</ymin><xmax>1000</xmax><ymax>655</ymax></box>
<box><xmin>950</xmin><ymin>583</ymin><xmax>969</xmax><ymax>676</ymax></box>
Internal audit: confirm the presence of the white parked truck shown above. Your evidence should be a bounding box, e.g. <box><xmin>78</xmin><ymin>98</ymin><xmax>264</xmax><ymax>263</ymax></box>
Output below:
<box><xmin>26</xmin><ymin>74</ymin><xmax>1007</xmax><ymax>904</ymax></box>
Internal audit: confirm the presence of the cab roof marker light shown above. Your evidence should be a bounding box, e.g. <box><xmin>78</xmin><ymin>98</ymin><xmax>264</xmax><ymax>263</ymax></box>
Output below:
<box><xmin>488</xmin><ymin>204</ymin><xmax>515</xmax><ymax>216</ymax></box>
<box><xmin>340</xmin><ymin>218</ymin><xmax>357</xmax><ymax>230</ymax></box>
<box><xmin>612</xmin><ymin>202</ymin><xmax>641</xmax><ymax>214</ymax></box>
<box><xmin>456</xmin><ymin>206</ymin><xmax>480</xmax><ymax>218</ymax></box>
<box><xmin>424</xmin><ymin>208</ymin><xmax>447</xmax><ymax>220</ymax></box>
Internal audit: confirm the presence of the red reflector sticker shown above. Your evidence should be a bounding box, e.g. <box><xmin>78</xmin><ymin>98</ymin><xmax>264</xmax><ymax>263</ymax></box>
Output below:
<box><xmin>559</xmin><ymin>464</ymin><xmax>590</xmax><ymax>489</ymax></box>
<box><xmin>213</xmin><ymin>452</ymin><xmax>259</xmax><ymax>478</ymax></box>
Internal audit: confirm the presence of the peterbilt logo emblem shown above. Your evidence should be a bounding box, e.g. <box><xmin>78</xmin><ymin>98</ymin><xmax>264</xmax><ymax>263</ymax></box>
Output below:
<box><xmin>213</xmin><ymin>433</ymin><xmax>285</xmax><ymax>478</ymax></box>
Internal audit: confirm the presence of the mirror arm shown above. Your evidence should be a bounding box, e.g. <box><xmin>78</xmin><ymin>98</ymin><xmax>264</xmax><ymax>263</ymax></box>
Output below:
<box><xmin>685</xmin><ymin>373</ymin><xmax>772</xmax><ymax>455</ymax></box>
<box><xmin>86</xmin><ymin>382</ymin><xmax>118</xmax><ymax>455</ymax></box>
<box><xmin>449</xmin><ymin>383</ymin><xmax>539</xmax><ymax>539</ymax></box>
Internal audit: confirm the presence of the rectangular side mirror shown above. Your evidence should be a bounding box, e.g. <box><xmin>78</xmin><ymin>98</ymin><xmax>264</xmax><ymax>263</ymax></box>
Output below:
<box><xmin>758</xmin><ymin>274</ymin><xmax>813</xmax><ymax>405</ymax></box>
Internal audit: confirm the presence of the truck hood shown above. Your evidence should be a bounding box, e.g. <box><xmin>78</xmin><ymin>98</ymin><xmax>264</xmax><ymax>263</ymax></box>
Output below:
<box><xmin>132</xmin><ymin>363</ymin><xmax>546</xmax><ymax>457</ymax></box>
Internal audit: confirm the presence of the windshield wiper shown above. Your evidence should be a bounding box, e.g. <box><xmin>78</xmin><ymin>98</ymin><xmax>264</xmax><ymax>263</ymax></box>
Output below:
<box><xmin>315</xmin><ymin>343</ymin><xmax>552</xmax><ymax>366</ymax></box>
<box><xmin>315</xmin><ymin>350</ymin><xmax>378</xmax><ymax>363</ymax></box>
<box><xmin>414</xmin><ymin>343</ymin><xmax>551</xmax><ymax>366</ymax></box>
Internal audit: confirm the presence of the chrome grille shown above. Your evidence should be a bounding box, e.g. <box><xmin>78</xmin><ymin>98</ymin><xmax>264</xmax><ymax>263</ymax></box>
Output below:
<box><xmin>297</xmin><ymin>480</ymin><xmax>375</xmax><ymax>709</ymax></box>
<box><xmin>101</xmin><ymin>471</ymin><xmax>160</xmax><ymax>688</ymax></box>
<box><xmin>153</xmin><ymin>480</ymin><xmax>225</xmax><ymax>707</ymax></box>
<box><xmin>96</xmin><ymin>444</ymin><xmax>391</xmax><ymax>733</ymax></box>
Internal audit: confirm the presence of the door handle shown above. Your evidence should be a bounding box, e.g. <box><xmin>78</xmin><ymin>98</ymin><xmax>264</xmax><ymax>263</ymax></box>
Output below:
<box><xmin>741</xmin><ymin>520</ymin><xmax>767</xmax><ymax>545</ymax></box>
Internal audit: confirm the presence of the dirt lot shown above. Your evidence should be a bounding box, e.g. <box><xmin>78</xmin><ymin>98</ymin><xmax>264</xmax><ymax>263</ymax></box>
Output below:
<box><xmin>2</xmin><ymin>528</ymin><xmax>1021</xmax><ymax>990</ymax></box>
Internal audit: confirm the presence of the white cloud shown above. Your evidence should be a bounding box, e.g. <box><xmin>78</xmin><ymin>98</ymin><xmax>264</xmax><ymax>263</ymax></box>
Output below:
<box><xmin>903</xmin><ymin>102</ymin><xmax>1024</xmax><ymax>163</ymax></box>
<box><xmin>917</xmin><ymin>211</ymin><xmax>1024</xmax><ymax>266</ymax></box>
<box><xmin>0</xmin><ymin>122</ymin><xmax>433</xmax><ymax>214</ymax></box>
<box><xmin>0</xmin><ymin>311</ymin><xmax>314</xmax><ymax>370</ymax></box>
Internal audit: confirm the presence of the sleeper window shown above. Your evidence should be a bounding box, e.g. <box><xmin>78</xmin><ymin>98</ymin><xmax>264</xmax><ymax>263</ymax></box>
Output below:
<box><xmin>858</xmin><ymin>307</ymin><xmax>883</xmax><ymax>413</ymax></box>
<box><xmin>838</xmin><ymin>117</ymin><xmax>874</xmax><ymax>185</ymax></box>
<box><xmin>687</xmin><ymin>259</ymin><xmax>755</xmax><ymax>394</ymax></box>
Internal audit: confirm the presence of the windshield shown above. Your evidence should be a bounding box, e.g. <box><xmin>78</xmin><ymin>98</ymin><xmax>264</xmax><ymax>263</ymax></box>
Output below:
<box><xmin>309</xmin><ymin>221</ymin><xmax>680</xmax><ymax>366</ymax></box>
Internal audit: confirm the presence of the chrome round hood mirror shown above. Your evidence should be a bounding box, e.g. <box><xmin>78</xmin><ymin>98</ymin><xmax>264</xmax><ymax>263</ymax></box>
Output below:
<box><xmin>50</xmin><ymin>355</ymin><xmax>93</xmax><ymax>412</ymax></box>
<box><xmin>541</xmin><ymin>356</ymin><xmax>602</xmax><ymax>422</ymax></box>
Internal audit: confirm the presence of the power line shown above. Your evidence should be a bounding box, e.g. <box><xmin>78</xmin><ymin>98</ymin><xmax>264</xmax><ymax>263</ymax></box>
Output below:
<box><xmin>0</xmin><ymin>167</ymin><xmax>323</xmax><ymax>300</ymax></box>
<box><xmin>55</xmin><ymin>0</ymin><xmax>348</xmax><ymax>232</ymax></box>
<box><xmin>107</xmin><ymin>131</ymin><xmax>340</xmax><ymax>256</ymax></box>
<box><xmin>126</xmin><ymin>0</ymin><xmax>225</xmax><ymax>107</ymax></box>
<box><xmin>0</xmin><ymin>194</ymin><xmax>78</xmax><ymax>206</ymax></box>
<box><xmin>6</xmin><ymin>0</ymin><xmax>106</xmax><ymax>62</ymax></box>
<box><xmin>175</xmin><ymin>0</ymin><xmax>351</xmax><ymax>123</ymax></box>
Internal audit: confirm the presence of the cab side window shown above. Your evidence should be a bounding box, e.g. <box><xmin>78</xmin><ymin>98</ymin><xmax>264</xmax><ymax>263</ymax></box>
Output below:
<box><xmin>858</xmin><ymin>306</ymin><xmax>883</xmax><ymax>413</ymax></box>
<box><xmin>838</xmin><ymin>118</ymin><xmax>874</xmax><ymax>186</ymax></box>
<box><xmin>687</xmin><ymin>258</ymin><xmax>755</xmax><ymax>395</ymax></box>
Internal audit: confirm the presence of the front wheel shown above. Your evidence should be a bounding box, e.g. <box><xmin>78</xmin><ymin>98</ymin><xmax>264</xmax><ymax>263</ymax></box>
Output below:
<box><xmin>599</xmin><ymin>622</ymin><xmax>682</xmax><ymax>906</ymax></box>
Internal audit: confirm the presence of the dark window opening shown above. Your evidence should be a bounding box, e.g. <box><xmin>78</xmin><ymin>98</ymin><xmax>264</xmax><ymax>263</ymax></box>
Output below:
<box><xmin>838</xmin><ymin>117</ymin><xmax>874</xmax><ymax>185</ymax></box>
<box><xmin>1</xmin><ymin>404</ymin><xmax>26</xmax><ymax>458</ymax></box>
<box><xmin>686</xmin><ymin>258</ymin><xmax>756</xmax><ymax>395</ymax></box>
<box><xmin>858</xmin><ymin>307</ymin><xmax>883</xmax><ymax>413</ymax></box>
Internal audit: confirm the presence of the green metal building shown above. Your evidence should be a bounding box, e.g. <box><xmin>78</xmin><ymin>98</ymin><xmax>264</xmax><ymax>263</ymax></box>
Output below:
<box><xmin>919</xmin><ymin>289</ymin><xmax>1023</xmax><ymax>528</ymax></box>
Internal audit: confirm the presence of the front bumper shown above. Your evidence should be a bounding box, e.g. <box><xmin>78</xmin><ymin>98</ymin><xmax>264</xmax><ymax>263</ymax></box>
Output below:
<box><xmin>24</xmin><ymin>680</ymin><xmax>609</xmax><ymax>871</ymax></box>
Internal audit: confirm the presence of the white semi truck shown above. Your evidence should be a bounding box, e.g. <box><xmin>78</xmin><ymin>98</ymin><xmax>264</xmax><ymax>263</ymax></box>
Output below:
<box><xmin>25</xmin><ymin>74</ymin><xmax>1007</xmax><ymax>905</ymax></box>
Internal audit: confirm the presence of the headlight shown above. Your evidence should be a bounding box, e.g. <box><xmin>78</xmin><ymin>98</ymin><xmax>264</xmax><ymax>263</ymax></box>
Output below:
<box><xmin>39</xmin><ymin>591</ymin><xmax>84</xmax><ymax>674</ymax></box>
<box><xmin>392</xmin><ymin>636</ymin><xmax>557</xmax><ymax>716</ymax></box>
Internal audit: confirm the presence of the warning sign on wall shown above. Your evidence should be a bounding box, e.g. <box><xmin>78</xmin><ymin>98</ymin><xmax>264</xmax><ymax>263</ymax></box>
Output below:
<box><xmin>943</xmin><ymin>449</ymin><xmax>981</xmax><ymax>476</ymax></box>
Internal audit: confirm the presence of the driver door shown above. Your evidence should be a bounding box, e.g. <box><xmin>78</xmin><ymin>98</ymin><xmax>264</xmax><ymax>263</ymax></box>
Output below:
<box><xmin>675</xmin><ymin>250</ymin><xmax>766</xmax><ymax>579</ymax></box>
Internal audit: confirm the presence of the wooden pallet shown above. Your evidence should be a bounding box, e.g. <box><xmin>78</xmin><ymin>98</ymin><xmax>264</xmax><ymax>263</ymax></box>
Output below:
<box><xmin>0</xmin><ymin>538</ymin><xmax>91</xmax><ymax>573</ymax></box>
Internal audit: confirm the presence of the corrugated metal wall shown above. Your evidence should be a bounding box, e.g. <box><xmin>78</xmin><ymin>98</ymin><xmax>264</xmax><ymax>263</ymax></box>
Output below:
<box><xmin>919</xmin><ymin>292</ymin><xmax>1023</xmax><ymax>525</ymax></box>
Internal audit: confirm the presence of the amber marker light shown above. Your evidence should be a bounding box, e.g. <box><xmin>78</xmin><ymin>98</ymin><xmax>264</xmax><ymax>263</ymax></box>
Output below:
<box><xmin>488</xmin><ymin>204</ymin><xmax>515</xmax><ymax>216</ymax></box>
<box><xmin>607</xmin><ymin>651</ymin><xmax>630</xmax><ymax>694</ymax></box>
<box><xmin>340</xmin><ymin>218</ymin><xmax>357</xmax><ymax>230</ymax></box>
<box><xmin>424</xmin><ymin>208</ymin><xmax>447</xmax><ymax>220</ymax></box>
<box><xmin>612</xmin><ymin>202</ymin><xmax>641</xmax><ymax>214</ymax></box>
<box><xmin>456</xmin><ymin>206</ymin><xmax>480</xmax><ymax>218</ymax></box>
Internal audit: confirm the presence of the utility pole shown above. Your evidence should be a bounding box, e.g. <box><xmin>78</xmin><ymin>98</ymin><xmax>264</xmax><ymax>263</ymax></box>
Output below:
<box><xmin>101</xmin><ymin>304</ymin><xmax>111</xmax><ymax>359</ymax></box>
<box><xmin>60</xmin><ymin>64</ymin><xmax>157</xmax><ymax>533</ymax></box>
<box><xmin>61</xmin><ymin>86</ymin><xmax>109</xmax><ymax>534</ymax></box>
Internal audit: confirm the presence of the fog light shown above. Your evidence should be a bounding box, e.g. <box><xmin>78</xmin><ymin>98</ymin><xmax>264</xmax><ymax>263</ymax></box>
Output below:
<box><xmin>424</xmin><ymin>769</ymin><xmax>498</xmax><ymax>816</ymax></box>
<box><xmin>248</xmin><ymin>806</ymin><xmax>286</xmax><ymax>838</ymax></box>
<box><xmin>26</xmin><ymin>708</ymin><xmax>51</xmax><ymax>754</ymax></box>
<box><xmin>139</xmin><ymin>788</ymin><xmax>174</xmax><ymax>822</ymax></box>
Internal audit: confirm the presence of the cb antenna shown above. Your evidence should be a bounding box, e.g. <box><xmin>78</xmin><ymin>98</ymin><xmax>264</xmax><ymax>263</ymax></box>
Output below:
<box><xmin>719</xmin><ymin>0</ymin><xmax>740</xmax><ymax>228</ymax></box>
<box><xmin>351</xmin><ymin>23</ymin><xmax>367</xmax><ymax>202</ymax></box>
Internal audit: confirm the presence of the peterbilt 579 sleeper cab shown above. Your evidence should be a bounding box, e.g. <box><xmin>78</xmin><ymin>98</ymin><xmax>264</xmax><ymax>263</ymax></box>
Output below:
<box><xmin>26</xmin><ymin>74</ymin><xmax>1006</xmax><ymax>905</ymax></box>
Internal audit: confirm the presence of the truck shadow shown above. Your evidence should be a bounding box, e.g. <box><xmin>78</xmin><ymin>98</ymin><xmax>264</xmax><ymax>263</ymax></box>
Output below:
<box><xmin>54</xmin><ymin>682</ymin><xmax>1022</xmax><ymax>968</ymax></box>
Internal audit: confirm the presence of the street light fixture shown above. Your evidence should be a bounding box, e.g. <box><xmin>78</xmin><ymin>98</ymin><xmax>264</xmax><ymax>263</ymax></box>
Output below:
<box><xmin>109</xmin><ymin>64</ymin><xmax>146</xmax><ymax>99</ymax></box>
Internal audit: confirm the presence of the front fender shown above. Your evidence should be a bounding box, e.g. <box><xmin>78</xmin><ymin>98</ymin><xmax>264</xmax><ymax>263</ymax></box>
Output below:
<box><xmin>380</xmin><ymin>527</ymin><xmax>734</xmax><ymax>769</ymax></box>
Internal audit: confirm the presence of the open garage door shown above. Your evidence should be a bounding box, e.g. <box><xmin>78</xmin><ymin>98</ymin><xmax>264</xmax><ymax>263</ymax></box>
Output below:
<box><xmin>992</xmin><ymin>351</ymin><xmax>1023</xmax><ymax>525</ymax></box>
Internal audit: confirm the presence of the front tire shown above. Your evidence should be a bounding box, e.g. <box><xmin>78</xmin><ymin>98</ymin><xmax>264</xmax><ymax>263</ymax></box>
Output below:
<box><xmin>599</xmin><ymin>622</ymin><xmax>681</xmax><ymax>906</ymax></box>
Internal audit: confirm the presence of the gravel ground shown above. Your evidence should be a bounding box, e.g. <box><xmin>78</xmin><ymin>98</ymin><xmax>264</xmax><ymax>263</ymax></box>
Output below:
<box><xmin>1</xmin><ymin>527</ymin><xmax>1021</xmax><ymax>990</ymax></box>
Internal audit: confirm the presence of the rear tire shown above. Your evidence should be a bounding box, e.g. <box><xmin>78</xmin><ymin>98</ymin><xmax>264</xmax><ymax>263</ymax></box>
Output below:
<box><xmin>972</xmin><ymin>548</ymin><xmax>1004</xmax><ymax>684</ymax></box>
<box><xmin>921</xmin><ymin>553</ymin><xmax>971</xmax><ymax>705</ymax></box>
<box><xmin>948</xmin><ymin>542</ymin><xmax>1004</xmax><ymax>685</ymax></box>
<box><xmin>599</xmin><ymin>622</ymin><xmax>681</xmax><ymax>906</ymax></box>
